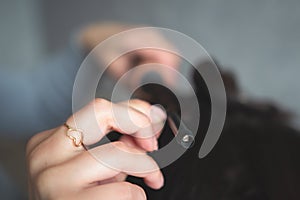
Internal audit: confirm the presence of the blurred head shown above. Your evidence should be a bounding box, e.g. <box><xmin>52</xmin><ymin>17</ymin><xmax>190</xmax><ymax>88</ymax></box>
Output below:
<box><xmin>130</xmin><ymin>60</ymin><xmax>299</xmax><ymax>200</ymax></box>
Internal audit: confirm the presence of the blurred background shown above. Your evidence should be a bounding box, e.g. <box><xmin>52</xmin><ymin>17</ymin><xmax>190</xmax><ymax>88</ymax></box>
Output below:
<box><xmin>1</xmin><ymin>0</ymin><xmax>300</xmax><ymax>119</ymax></box>
<box><xmin>0</xmin><ymin>0</ymin><xmax>299</xmax><ymax>198</ymax></box>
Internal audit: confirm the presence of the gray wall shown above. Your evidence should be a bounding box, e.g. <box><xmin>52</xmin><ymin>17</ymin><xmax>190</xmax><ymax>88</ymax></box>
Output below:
<box><xmin>0</xmin><ymin>0</ymin><xmax>45</xmax><ymax>69</ymax></box>
<box><xmin>1</xmin><ymin>0</ymin><xmax>300</xmax><ymax>123</ymax></box>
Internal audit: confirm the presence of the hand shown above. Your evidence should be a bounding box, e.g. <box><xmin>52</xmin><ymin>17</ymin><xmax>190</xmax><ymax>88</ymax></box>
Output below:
<box><xmin>26</xmin><ymin>99</ymin><xmax>166</xmax><ymax>200</ymax></box>
<box><xmin>79</xmin><ymin>22</ymin><xmax>180</xmax><ymax>88</ymax></box>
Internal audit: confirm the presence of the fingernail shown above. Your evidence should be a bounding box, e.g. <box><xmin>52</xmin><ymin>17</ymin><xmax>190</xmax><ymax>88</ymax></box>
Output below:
<box><xmin>150</xmin><ymin>105</ymin><xmax>167</xmax><ymax>124</ymax></box>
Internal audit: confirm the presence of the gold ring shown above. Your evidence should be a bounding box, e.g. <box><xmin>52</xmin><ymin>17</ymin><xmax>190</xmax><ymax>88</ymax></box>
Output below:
<box><xmin>64</xmin><ymin>123</ymin><xmax>87</xmax><ymax>150</ymax></box>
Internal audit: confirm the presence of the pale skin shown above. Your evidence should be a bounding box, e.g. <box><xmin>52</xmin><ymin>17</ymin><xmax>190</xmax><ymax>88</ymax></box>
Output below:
<box><xmin>26</xmin><ymin>22</ymin><xmax>179</xmax><ymax>200</ymax></box>
<box><xmin>78</xmin><ymin>22</ymin><xmax>180</xmax><ymax>88</ymax></box>
<box><xmin>26</xmin><ymin>99</ymin><xmax>166</xmax><ymax>200</ymax></box>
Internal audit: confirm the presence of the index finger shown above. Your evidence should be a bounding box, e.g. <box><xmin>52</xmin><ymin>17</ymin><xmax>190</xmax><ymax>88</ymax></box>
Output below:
<box><xmin>67</xmin><ymin>98</ymin><xmax>163</xmax><ymax>151</ymax></box>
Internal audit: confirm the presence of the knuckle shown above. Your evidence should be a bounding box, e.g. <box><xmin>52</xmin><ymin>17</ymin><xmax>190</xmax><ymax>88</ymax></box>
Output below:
<box><xmin>27</xmin><ymin>145</ymin><xmax>47</xmax><ymax>176</ymax></box>
<box><xmin>26</xmin><ymin>132</ymin><xmax>43</xmax><ymax>156</ymax></box>
<box><xmin>26</xmin><ymin>136</ymin><xmax>46</xmax><ymax>173</ymax></box>
<box><xmin>26</xmin><ymin>130</ymin><xmax>51</xmax><ymax>157</ymax></box>
<box><xmin>93</xmin><ymin>98</ymin><xmax>110</xmax><ymax>108</ymax></box>
<box><xmin>93</xmin><ymin>98</ymin><xmax>113</xmax><ymax>119</ymax></box>
<box><xmin>26</xmin><ymin>135</ymin><xmax>36</xmax><ymax>157</ymax></box>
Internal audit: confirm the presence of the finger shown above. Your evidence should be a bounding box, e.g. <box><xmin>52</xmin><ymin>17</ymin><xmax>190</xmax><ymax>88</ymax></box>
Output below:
<box><xmin>103</xmin><ymin>134</ymin><xmax>149</xmax><ymax>185</ymax></box>
<box><xmin>100</xmin><ymin>135</ymin><xmax>144</xmax><ymax>184</ymax></box>
<box><xmin>27</xmin><ymin>98</ymin><xmax>161</xmax><ymax>174</ymax></box>
<box><xmin>56</xmin><ymin>141</ymin><xmax>164</xmax><ymax>190</ymax></box>
<box><xmin>100</xmin><ymin>133</ymin><xmax>153</xmax><ymax>184</ymax></box>
<box><xmin>120</xmin><ymin>100</ymin><xmax>161</xmax><ymax>150</ymax></box>
<box><xmin>118</xmin><ymin>135</ymin><xmax>163</xmax><ymax>185</ymax></box>
<box><xmin>26</xmin><ymin>126</ymin><xmax>88</xmax><ymax>178</ymax></box>
<box><xmin>122</xmin><ymin>99</ymin><xmax>166</xmax><ymax>141</ymax></box>
<box><xmin>67</xmin><ymin>98</ymin><xmax>161</xmax><ymax>151</ymax></box>
<box><xmin>26</xmin><ymin>128</ymin><xmax>54</xmax><ymax>156</ymax></box>
<box><xmin>121</xmin><ymin>99</ymin><xmax>152</xmax><ymax>114</ymax></box>
<box><xmin>73</xmin><ymin>182</ymin><xmax>146</xmax><ymax>200</ymax></box>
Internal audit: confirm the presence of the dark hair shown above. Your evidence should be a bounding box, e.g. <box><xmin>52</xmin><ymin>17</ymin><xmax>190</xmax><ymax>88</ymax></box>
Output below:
<box><xmin>129</xmin><ymin>60</ymin><xmax>300</xmax><ymax>200</ymax></box>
